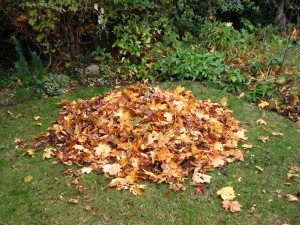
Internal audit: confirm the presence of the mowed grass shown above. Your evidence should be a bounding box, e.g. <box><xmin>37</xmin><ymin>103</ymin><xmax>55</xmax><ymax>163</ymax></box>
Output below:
<box><xmin>0</xmin><ymin>82</ymin><xmax>299</xmax><ymax>225</ymax></box>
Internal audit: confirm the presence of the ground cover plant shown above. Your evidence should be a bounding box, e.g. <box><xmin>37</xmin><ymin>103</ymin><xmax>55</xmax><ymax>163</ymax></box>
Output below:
<box><xmin>1</xmin><ymin>82</ymin><xmax>299</xmax><ymax>224</ymax></box>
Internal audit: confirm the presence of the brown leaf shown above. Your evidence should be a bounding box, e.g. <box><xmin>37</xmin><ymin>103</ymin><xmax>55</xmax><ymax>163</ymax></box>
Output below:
<box><xmin>258</xmin><ymin>136</ymin><xmax>269</xmax><ymax>143</ymax></box>
<box><xmin>222</xmin><ymin>200</ymin><xmax>242</xmax><ymax>212</ymax></box>
<box><xmin>68</xmin><ymin>199</ymin><xmax>79</xmax><ymax>204</ymax></box>
<box><xmin>285</xmin><ymin>194</ymin><xmax>298</xmax><ymax>201</ymax></box>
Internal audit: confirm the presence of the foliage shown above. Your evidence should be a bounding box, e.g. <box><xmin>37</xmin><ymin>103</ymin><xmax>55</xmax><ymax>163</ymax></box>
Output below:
<box><xmin>154</xmin><ymin>44</ymin><xmax>228</xmax><ymax>81</ymax></box>
<box><xmin>38</xmin><ymin>85</ymin><xmax>246</xmax><ymax>193</ymax></box>
<box><xmin>42</xmin><ymin>73</ymin><xmax>70</xmax><ymax>96</ymax></box>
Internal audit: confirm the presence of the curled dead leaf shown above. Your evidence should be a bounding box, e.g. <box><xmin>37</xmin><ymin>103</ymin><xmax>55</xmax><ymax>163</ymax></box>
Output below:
<box><xmin>222</xmin><ymin>200</ymin><xmax>242</xmax><ymax>212</ymax></box>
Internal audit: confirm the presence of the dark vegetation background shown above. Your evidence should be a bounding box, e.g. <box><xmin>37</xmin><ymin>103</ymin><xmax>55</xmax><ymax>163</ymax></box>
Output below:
<box><xmin>0</xmin><ymin>0</ymin><xmax>299</xmax><ymax>121</ymax></box>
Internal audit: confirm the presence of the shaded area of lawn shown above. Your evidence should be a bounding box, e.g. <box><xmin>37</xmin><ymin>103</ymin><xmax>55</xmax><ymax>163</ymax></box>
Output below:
<box><xmin>0</xmin><ymin>82</ymin><xmax>299</xmax><ymax>225</ymax></box>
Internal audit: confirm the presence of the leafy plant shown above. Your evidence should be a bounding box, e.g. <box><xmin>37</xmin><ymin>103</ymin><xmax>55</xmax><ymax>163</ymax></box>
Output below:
<box><xmin>42</xmin><ymin>73</ymin><xmax>70</xmax><ymax>96</ymax></box>
<box><xmin>154</xmin><ymin>44</ymin><xmax>228</xmax><ymax>82</ymax></box>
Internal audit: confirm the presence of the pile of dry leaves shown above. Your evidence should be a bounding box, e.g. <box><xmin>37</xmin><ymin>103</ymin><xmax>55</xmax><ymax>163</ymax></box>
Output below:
<box><xmin>40</xmin><ymin>86</ymin><xmax>247</xmax><ymax>194</ymax></box>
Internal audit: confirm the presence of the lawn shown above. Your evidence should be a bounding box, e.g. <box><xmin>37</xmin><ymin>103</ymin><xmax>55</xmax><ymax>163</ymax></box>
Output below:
<box><xmin>0</xmin><ymin>82</ymin><xmax>299</xmax><ymax>225</ymax></box>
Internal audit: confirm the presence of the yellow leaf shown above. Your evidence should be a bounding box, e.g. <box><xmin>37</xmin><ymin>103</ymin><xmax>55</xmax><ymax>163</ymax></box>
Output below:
<box><xmin>34</xmin><ymin>116</ymin><xmax>41</xmax><ymax>121</ymax></box>
<box><xmin>174</xmin><ymin>86</ymin><xmax>185</xmax><ymax>95</ymax></box>
<box><xmin>220</xmin><ymin>97</ymin><xmax>228</xmax><ymax>107</ymax></box>
<box><xmin>94</xmin><ymin>143</ymin><xmax>111</xmax><ymax>157</ymax></box>
<box><xmin>27</xmin><ymin>149</ymin><xmax>35</xmax><ymax>157</ymax></box>
<box><xmin>17</xmin><ymin>78</ymin><xmax>23</xmax><ymax>87</ymax></box>
<box><xmin>43</xmin><ymin>147</ymin><xmax>55</xmax><ymax>160</ymax></box>
<box><xmin>258</xmin><ymin>101</ymin><xmax>269</xmax><ymax>108</ymax></box>
<box><xmin>271</xmin><ymin>132</ymin><xmax>283</xmax><ymax>136</ymax></box>
<box><xmin>34</xmin><ymin>122</ymin><xmax>42</xmax><ymax>126</ymax></box>
<box><xmin>217</xmin><ymin>186</ymin><xmax>236</xmax><ymax>200</ymax></box>
<box><xmin>242</xmin><ymin>144</ymin><xmax>253</xmax><ymax>149</ymax></box>
<box><xmin>286</xmin><ymin>173</ymin><xmax>299</xmax><ymax>180</ymax></box>
<box><xmin>23</xmin><ymin>176</ymin><xmax>33</xmax><ymax>183</ymax></box>
<box><xmin>130</xmin><ymin>184</ymin><xmax>146</xmax><ymax>196</ymax></box>
<box><xmin>256</xmin><ymin>119</ymin><xmax>267</xmax><ymax>125</ymax></box>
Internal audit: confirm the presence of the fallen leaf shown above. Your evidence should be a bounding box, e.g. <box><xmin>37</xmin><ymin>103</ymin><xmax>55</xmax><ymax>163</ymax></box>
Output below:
<box><xmin>258</xmin><ymin>101</ymin><xmax>269</xmax><ymax>108</ymax></box>
<box><xmin>258</xmin><ymin>136</ymin><xmax>269</xmax><ymax>143</ymax></box>
<box><xmin>195</xmin><ymin>185</ymin><xmax>205</xmax><ymax>195</ymax></box>
<box><xmin>255</xmin><ymin>166</ymin><xmax>264</xmax><ymax>171</ymax></box>
<box><xmin>222</xmin><ymin>200</ymin><xmax>242</xmax><ymax>212</ymax></box>
<box><xmin>43</xmin><ymin>148</ymin><xmax>55</xmax><ymax>160</ymax></box>
<box><xmin>68</xmin><ymin>199</ymin><xmax>79</xmax><ymax>204</ymax></box>
<box><xmin>285</xmin><ymin>194</ymin><xmax>298</xmax><ymax>201</ymax></box>
<box><xmin>85</xmin><ymin>205</ymin><xmax>92</xmax><ymax>211</ymax></box>
<box><xmin>35</xmin><ymin>122</ymin><xmax>42</xmax><ymax>126</ymax></box>
<box><xmin>287</xmin><ymin>173</ymin><xmax>299</xmax><ymax>180</ymax></box>
<box><xmin>56</xmin><ymin>99</ymin><xmax>71</xmax><ymax>106</ymax></box>
<box><xmin>242</xmin><ymin>144</ymin><xmax>253</xmax><ymax>149</ymax></box>
<box><xmin>192</xmin><ymin>173</ymin><xmax>212</xmax><ymax>183</ymax></box>
<box><xmin>103</xmin><ymin>164</ymin><xmax>121</xmax><ymax>176</ymax></box>
<box><xmin>130</xmin><ymin>184</ymin><xmax>147</xmax><ymax>196</ymax></box>
<box><xmin>23</xmin><ymin>176</ymin><xmax>33</xmax><ymax>183</ymax></box>
<box><xmin>220</xmin><ymin>97</ymin><xmax>228</xmax><ymax>107</ymax></box>
<box><xmin>217</xmin><ymin>186</ymin><xmax>236</xmax><ymax>200</ymax></box>
<box><xmin>256</xmin><ymin>119</ymin><xmax>267</xmax><ymax>125</ymax></box>
<box><xmin>34</xmin><ymin>116</ymin><xmax>41</xmax><ymax>121</ymax></box>
<box><xmin>27</xmin><ymin>149</ymin><xmax>35</xmax><ymax>157</ymax></box>
<box><xmin>163</xmin><ymin>112</ymin><xmax>173</xmax><ymax>122</ymax></box>
<box><xmin>80</xmin><ymin>167</ymin><xmax>93</xmax><ymax>174</ymax></box>
<box><xmin>271</xmin><ymin>132</ymin><xmax>283</xmax><ymax>136</ymax></box>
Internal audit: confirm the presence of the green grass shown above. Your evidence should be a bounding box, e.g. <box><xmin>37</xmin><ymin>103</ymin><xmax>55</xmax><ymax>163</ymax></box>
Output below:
<box><xmin>0</xmin><ymin>82</ymin><xmax>299</xmax><ymax>225</ymax></box>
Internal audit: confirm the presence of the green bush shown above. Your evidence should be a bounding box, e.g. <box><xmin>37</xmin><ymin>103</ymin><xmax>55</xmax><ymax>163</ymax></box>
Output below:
<box><xmin>42</xmin><ymin>73</ymin><xmax>70</xmax><ymax>96</ymax></box>
<box><xmin>153</xmin><ymin>44</ymin><xmax>228</xmax><ymax>81</ymax></box>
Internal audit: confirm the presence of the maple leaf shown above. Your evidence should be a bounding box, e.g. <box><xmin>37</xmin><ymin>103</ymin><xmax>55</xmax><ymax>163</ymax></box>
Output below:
<box><xmin>103</xmin><ymin>164</ymin><xmax>121</xmax><ymax>176</ymax></box>
<box><xmin>195</xmin><ymin>185</ymin><xmax>205</xmax><ymax>195</ymax></box>
<box><xmin>94</xmin><ymin>143</ymin><xmax>111</xmax><ymax>157</ymax></box>
<box><xmin>258</xmin><ymin>101</ymin><xmax>269</xmax><ymax>108</ymax></box>
<box><xmin>130</xmin><ymin>184</ymin><xmax>147</xmax><ymax>196</ymax></box>
<box><xmin>217</xmin><ymin>186</ymin><xmax>236</xmax><ymax>200</ymax></box>
<box><xmin>43</xmin><ymin>148</ymin><xmax>55</xmax><ymax>160</ymax></box>
<box><xmin>222</xmin><ymin>200</ymin><xmax>242</xmax><ymax>212</ymax></box>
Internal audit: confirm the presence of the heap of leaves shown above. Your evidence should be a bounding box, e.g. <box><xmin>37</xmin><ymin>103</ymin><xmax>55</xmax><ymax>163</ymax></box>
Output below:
<box><xmin>42</xmin><ymin>86</ymin><xmax>247</xmax><ymax>194</ymax></box>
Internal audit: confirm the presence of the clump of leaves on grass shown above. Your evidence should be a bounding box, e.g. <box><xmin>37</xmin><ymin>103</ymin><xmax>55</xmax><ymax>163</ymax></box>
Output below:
<box><xmin>37</xmin><ymin>85</ymin><xmax>247</xmax><ymax>195</ymax></box>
